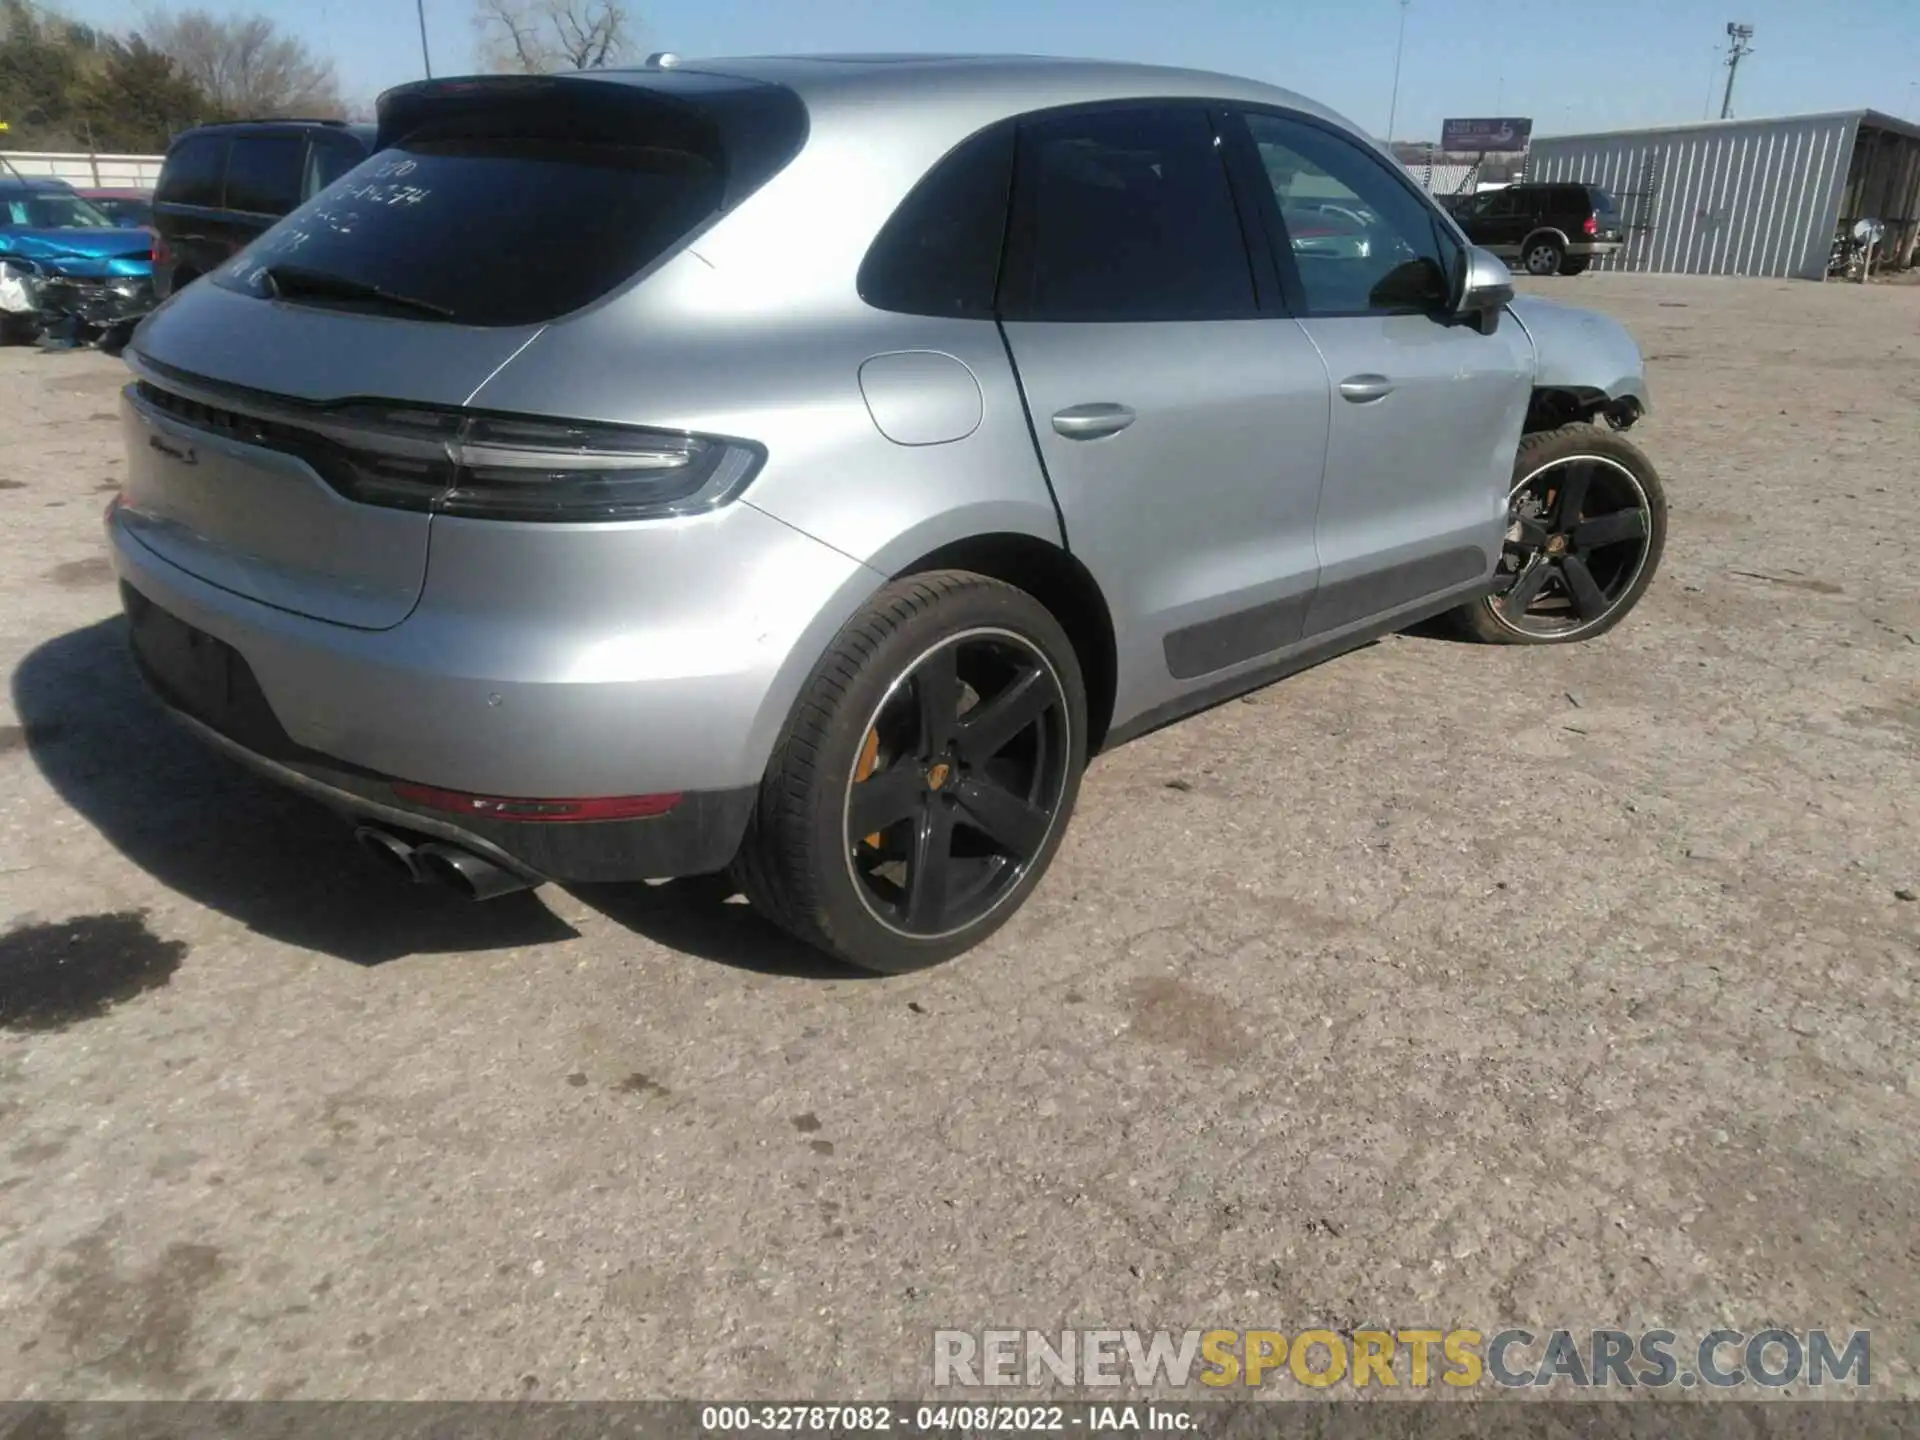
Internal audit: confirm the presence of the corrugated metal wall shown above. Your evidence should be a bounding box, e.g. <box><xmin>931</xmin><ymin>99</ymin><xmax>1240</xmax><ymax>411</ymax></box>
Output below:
<box><xmin>1526</xmin><ymin>113</ymin><xmax>1860</xmax><ymax>279</ymax></box>
<box><xmin>1406</xmin><ymin>163</ymin><xmax>1478</xmax><ymax>197</ymax></box>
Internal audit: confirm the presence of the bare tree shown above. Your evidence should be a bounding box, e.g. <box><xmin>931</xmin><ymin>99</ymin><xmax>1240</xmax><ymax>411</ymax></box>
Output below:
<box><xmin>474</xmin><ymin>0</ymin><xmax>633</xmax><ymax>73</ymax></box>
<box><xmin>139</xmin><ymin>7</ymin><xmax>343</xmax><ymax>118</ymax></box>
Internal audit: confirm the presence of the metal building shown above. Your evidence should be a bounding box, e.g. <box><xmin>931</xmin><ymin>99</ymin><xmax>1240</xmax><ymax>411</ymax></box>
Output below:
<box><xmin>1526</xmin><ymin>110</ymin><xmax>1920</xmax><ymax>280</ymax></box>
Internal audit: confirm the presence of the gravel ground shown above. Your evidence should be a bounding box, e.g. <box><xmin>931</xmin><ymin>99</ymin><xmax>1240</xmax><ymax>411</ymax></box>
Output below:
<box><xmin>0</xmin><ymin>273</ymin><xmax>1915</xmax><ymax>1402</ymax></box>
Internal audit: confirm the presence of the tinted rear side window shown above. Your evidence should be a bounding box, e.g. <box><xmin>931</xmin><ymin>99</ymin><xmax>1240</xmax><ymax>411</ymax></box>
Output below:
<box><xmin>1552</xmin><ymin>185</ymin><xmax>1591</xmax><ymax>214</ymax></box>
<box><xmin>158</xmin><ymin>135</ymin><xmax>229</xmax><ymax>208</ymax></box>
<box><xmin>212</xmin><ymin>79</ymin><xmax>803</xmax><ymax>327</ymax></box>
<box><xmin>1000</xmin><ymin>105</ymin><xmax>1257</xmax><ymax>322</ymax></box>
<box><xmin>858</xmin><ymin>123</ymin><xmax>1014</xmax><ymax>318</ymax></box>
<box><xmin>306</xmin><ymin>139</ymin><xmax>363</xmax><ymax>196</ymax></box>
<box><xmin>224</xmin><ymin>136</ymin><xmax>306</xmax><ymax>216</ymax></box>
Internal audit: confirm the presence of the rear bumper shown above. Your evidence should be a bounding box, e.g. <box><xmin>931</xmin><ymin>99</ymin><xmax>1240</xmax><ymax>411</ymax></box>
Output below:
<box><xmin>1565</xmin><ymin>241</ymin><xmax>1623</xmax><ymax>258</ymax></box>
<box><xmin>106</xmin><ymin>485</ymin><xmax>872</xmax><ymax>799</ymax></box>
<box><xmin>121</xmin><ymin>580</ymin><xmax>757</xmax><ymax>882</ymax></box>
<box><xmin>106</xmin><ymin>449</ymin><xmax>878</xmax><ymax>880</ymax></box>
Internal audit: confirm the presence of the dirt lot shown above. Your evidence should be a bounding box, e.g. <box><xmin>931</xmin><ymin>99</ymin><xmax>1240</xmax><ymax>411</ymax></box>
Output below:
<box><xmin>0</xmin><ymin>274</ymin><xmax>1916</xmax><ymax>1402</ymax></box>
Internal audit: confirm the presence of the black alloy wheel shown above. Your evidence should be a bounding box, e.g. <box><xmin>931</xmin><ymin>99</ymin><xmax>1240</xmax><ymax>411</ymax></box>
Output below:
<box><xmin>1489</xmin><ymin>452</ymin><xmax>1654</xmax><ymax>639</ymax></box>
<box><xmin>844</xmin><ymin>628</ymin><xmax>1071</xmax><ymax>940</ymax></box>
<box><xmin>732</xmin><ymin>570</ymin><xmax>1088</xmax><ymax>973</ymax></box>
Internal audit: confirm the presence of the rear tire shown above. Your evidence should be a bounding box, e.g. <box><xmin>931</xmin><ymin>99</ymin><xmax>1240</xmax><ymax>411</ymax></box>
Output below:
<box><xmin>732</xmin><ymin>571</ymin><xmax>1087</xmax><ymax>974</ymax></box>
<box><xmin>1524</xmin><ymin>236</ymin><xmax>1565</xmax><ymax>276</ymax></box>
<box><xmin>1451</xmin><ymin>424</ymin><xmax>1666</xmax><ymax>645</ymax></box>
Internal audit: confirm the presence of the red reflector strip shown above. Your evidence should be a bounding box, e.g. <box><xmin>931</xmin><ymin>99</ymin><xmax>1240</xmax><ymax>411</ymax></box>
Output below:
<box><xmin>392</xmin><ymin>782</ymin><xmax>681</xmax><ymax>822</ymax></box>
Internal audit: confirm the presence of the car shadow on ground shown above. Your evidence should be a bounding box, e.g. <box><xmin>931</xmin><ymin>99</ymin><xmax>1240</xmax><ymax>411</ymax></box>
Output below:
<box><xmin>1397</xmin><ymin>614</ymin><xmax>1476</xmax><ymax>644</ymax></box>
<box><xmin>14</xmin><ymin>618</ymin><xmax>876</xmax><ymax>979</ymax></box>
<box><xmin>564</xmin><ymin>875</ymin><xmax>873</xmax><ymax>981</ymax></box>
<box><xmin>12</xmin><ymin>617</ymin><xmax>580</xmax><ymax>966</ymax></box>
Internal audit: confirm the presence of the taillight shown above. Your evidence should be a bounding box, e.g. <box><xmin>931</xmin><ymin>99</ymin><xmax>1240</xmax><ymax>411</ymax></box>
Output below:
<box><xmin>135</xmin><ymin>385</ymin><xmax>765</xmax><ymax>523</ymax></box>
<box><xmin>316</xmin><ymin>408</ymin><xmax>761</xmax><ymax>522</ymax></box>
<box><xmin>1583</xmin><ymin>215</ymin><xmax>1599</xmax><ymax>236</ymax></box>
<box><xmin>440</xmin><ymin>416</ymin><xmax>761</xmax><ymax>522</ymax></box>
<box><xmin>147</xmin><ymin>227</ymin><xmax>170</xmax><ymax>265</ymax></box>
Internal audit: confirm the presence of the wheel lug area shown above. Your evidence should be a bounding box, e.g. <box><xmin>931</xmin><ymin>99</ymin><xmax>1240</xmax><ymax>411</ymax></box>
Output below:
<box><xmin>923</xmin><ymin>751</ymin><xmax>960</xmax><ymax>795</ymax></box>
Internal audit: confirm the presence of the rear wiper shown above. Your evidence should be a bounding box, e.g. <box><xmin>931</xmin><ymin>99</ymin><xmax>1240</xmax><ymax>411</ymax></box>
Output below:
<box><xmin>258</xmin><ymin>264</ymin><xmax>454</xmax><ymax>321</ymax></box>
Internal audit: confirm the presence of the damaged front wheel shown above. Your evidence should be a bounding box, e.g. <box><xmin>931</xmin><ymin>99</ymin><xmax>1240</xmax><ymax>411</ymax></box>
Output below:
<box><xmin>1451</xmin><ymin>423</ymin><xmax>1668</xmax><ymax>645</ymax></box>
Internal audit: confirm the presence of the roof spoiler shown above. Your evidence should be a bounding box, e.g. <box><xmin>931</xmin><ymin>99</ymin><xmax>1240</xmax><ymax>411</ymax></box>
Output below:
<box><xmin>372</xmin><ymin>72</ymin><xmax>809</xmax><ymax>211</ymax></box>
<box><xmin>373</xmin><ymin>75</ymin><xmax>568</xmax><ymax>153</ymax></box>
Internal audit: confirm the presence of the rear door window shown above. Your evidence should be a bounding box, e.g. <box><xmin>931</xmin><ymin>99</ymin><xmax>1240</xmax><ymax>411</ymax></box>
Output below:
<box><xmin>223</xmin><ymin>136</ymin><xmax>307</xmax><ymax>216</ymax></box>
<box><xmin>999</xmin><ymin>105</ymin><xmax>1258</xmax><ymax>322</ymax></box>
<box><xmin>158</xmin><ymin>135</ymin><xmax>230</xmax><ymax>208</ymax></box>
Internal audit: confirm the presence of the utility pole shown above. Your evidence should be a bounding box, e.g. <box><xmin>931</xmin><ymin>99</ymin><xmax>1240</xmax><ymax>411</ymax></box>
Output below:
<box><xmin>1385</xmin><ymin>0</ymin><xmax>1412</xmax><ymax>144</ymax></box>
<box><xmin>417</xmin><ymin>0</ymin><xmax>434</xmax><ymax>78</ymax></box>
<box><xmin>1720</xmin><ymin>22</ymin><xmax>1754</xmax><ymax>120</ymax></box>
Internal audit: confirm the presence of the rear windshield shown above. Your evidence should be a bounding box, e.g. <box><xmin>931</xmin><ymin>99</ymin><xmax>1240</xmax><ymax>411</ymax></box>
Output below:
<box><xmin>1590</xmin><ymin>188</ymin><xmax>1621</xmax><ymax>216</ymax></box>
<box><xmin>212</xmin><ymin>132</ymin><xmax>724</xmax><ymax>326</ymax></box>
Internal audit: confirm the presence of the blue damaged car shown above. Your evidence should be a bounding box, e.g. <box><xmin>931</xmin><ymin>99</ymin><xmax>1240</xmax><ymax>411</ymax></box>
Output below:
<box><xmin>0</xmin><ymin>176</ymin><xmax>155</xmax><ymax>345</ymax></box>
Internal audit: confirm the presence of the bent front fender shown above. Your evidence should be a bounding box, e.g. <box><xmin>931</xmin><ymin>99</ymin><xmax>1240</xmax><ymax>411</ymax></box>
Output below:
<box><xmin>1506</xmin><ymin>295</ymin><xmax>1651</xmax><ymax>415</ymax></box>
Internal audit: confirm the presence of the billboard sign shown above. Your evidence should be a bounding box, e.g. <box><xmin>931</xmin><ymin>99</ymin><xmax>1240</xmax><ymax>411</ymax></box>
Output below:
<box><xmin>1440</xmin><ymin>117</ymin><xmax>1534</xmax><ymax>152</ymax></box>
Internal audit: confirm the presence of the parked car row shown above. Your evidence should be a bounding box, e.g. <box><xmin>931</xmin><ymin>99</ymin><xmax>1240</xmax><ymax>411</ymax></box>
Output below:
<box><xmin>1</xmin><ymin>115</ymin><xmax>381</xmax><ymax>347</ymax></box>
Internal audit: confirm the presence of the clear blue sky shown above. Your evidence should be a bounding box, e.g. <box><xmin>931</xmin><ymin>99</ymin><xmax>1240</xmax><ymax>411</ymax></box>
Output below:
<box><xmin>55</xmin><ymin>0</ymin><xmax>1920</xmax><ymax>139</ymax></box>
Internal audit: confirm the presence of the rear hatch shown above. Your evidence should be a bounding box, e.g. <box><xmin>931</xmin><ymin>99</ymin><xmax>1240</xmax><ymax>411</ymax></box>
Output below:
<box><xmin>120</xmin><ymin>71</ymin><xmax>805</xmax><ymax>630</ymax></box>
<box><xmin>1590</xmin><ymin>187</ymin><xmax>1625</xmax><ymax>244</ymax></box>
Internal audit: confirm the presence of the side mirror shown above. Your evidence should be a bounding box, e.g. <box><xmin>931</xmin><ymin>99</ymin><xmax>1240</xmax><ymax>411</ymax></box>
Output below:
<box><xmin>1457</xmin><ymin>246</ymin><xmax>1514</xmax><ymax>328</ymax></box>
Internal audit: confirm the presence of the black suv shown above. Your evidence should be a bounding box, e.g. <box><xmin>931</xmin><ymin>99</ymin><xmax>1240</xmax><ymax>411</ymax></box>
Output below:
<box><xmin>152</xmin><ymin>120</ymin><xmax>377</xmax><ymax>298</ymax></box>
<box><xmin>1449</xmin><ymin>182</ymin><xmax>1625</xmax><ymax>276</ymax></box>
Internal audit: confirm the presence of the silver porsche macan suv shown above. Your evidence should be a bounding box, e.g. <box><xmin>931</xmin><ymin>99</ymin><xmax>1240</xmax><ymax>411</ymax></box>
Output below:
<box><xmin>108</xmin><ymin>55</ymin><xmax>1666</xmax><ymax>972</ymax></box>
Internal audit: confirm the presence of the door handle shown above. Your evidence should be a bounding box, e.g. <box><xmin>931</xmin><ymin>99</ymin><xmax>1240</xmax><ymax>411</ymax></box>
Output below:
<box><xmin>1051</xmin><ymin>402</ymin><xmax>1136</xmax><ymax>440</ymax></box>
<box><xmin>1338</xmin><ymin>374</ymin><xmax>1395</xmax><ymax>404</ymax></box>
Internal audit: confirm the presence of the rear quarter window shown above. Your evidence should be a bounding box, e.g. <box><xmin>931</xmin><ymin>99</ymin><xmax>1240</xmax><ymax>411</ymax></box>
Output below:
<box><xmin>158</xmin><ymin>135</ymin><xmax>229</xmax><ymax>208</ymax></box>
<box><xmin>858</xmin><ymin>123</ymin><xmax>1015</xmax><ymax>318</ymax></box>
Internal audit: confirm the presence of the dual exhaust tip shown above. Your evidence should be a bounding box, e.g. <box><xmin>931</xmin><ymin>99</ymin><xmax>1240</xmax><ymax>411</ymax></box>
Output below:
<box><xmin>354</xmin><ymin>824</ymin><xmax>532</xmax><ymax>901</ymax></box>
